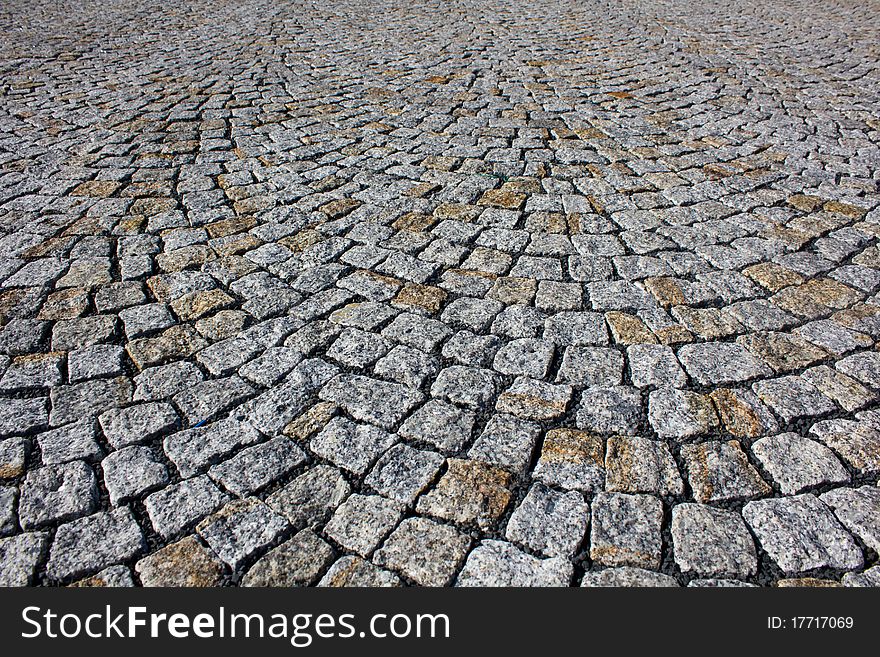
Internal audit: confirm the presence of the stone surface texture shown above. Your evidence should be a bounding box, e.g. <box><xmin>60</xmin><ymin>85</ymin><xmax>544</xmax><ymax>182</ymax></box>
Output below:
<box><xmin>0</xmin><ymin>0</ymin><xmax>878</xmax><ymax>588</ymax></box>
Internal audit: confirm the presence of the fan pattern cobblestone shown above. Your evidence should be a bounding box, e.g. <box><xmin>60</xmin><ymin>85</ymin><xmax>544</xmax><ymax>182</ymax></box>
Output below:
<box><xmin>0</xmin><ymin>0</ymin><xmax>879</xmax><ymax>587</ymax></box>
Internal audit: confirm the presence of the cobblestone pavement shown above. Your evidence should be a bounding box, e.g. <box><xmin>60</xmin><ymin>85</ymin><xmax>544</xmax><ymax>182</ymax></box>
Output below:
<box><xmin>0</xmin><ymin>0</ymin><xmax>879</xmax><ymax>587</ymax></box>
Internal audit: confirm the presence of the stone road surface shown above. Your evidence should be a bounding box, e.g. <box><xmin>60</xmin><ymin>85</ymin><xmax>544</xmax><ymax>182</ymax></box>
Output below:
<box><xmin>0</xmin><ymin>0</ymin><xmax>879</xmax><ymax>587</ymax></box>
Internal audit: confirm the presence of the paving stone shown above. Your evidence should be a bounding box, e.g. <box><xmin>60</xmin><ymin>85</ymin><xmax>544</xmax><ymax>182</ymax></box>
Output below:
<box><xmin>752</xmin><ymin>433</ymin><xmax>850</xmax><ymax>494</ymax></box>
<box><xmin>49</xmin><ymin>376</ymin><xmax>132</xmax><ymax>426</ymax></box>
<box><xmin>793</xmin><ymin>319</ymin><xmax>873</xmax><ymax>356</ymax></box>
<box><xmin>103</xmin><ymin>446</ymin><xmax>169</xmax><ymax>505</ymax></box>
<box><xmin>557</xmin><ymin>347</ymin><xmax>623</xmax><ymax>386</ymax></box>
<box><xmin>164</xmin><ymin>417</ymin><xmax>262</xmax><ymax>478</ymax></box>
<box><xmin>196</xmin><ymin>498</ymin><xmax>289</xmax><ymax>570</ymax></box>
<box><xmin>36</xmin><ymin>419</ymin><xmax>103</xmax><ymax>464</ymax></box>
<box><xmin>605</xmin><ymin>435</ymin><xmax>683</xmax><ymax>496</ymax></box>
<box><xmin>172</xmin><ymin>375</ymin><xmax>254</xmax><ymax>425</ymax></box>
<box><xmin>842</xmin><ymin>566</ymin><xmax>880</xmax><ymax>588</ymax></box>
<box><xmin>318</xmin><ymin>556</ymin><xmax>401</xmax><ymax>587</ymax></box>
<box><xmin>820</xmin><ymin>486</ymin><xmax>880</xmax><ymax>553</ymax></box>
<box><xmin>505</xmin><ymin>483</ymin><xmax>589</xmax><ymax>558</ymax></box>
<box><xmin>99</xmin><ymin>402</ymin><xmax>179</xmax><ymax>448</ymax></box>
<box><xmin>398</xmin><ymin>399</ymin><xmax>475</xmax><ymax>452</ymax></box>
<box><xmin>533</xmin><ymin>428</ymin><xmax>605</xmax><ymax>493</ymax></box>
<box><xmin>457</xmin><ymin>540</ymin><xmax>573</xmax><ymax>587</ymax></box>
<box><xmin>144</xmin><ymin>475</ymin><xmax>229</xmax><ymax>539</ymax></box>
<box><xmin>441</xmin><ymin>330</ymin><xmax>500</xmax><ymax>366</ymax></box>
<box><xmin>373</xmin><ymin>344</ymin><xmax>439</xmax><ymax>388</ymax></box>
<box><xmin>381</xmin><ymin>312</ymin><xmax>452</xmax><ymax>351</ymax></box>
<box><xmin>133</xmin><ymin>361</ymin><xmax>204</xmax><ymax>401</ymax></box>
<box><xmin>0</xmin><ymin>485</ymin><xmax>15</xmax><ymax>536</ymax></box>
<box><xmin>324</xmin><ymin>493</ymin><xmax>403</xmax><ymax>557</ymax></box>
<box><xmin>737</xmin><ymin>331</ymin><xmax>829</xmax><ymax>373</ymax></box>
<box><xmin>242</xmin><ymin>529</ymin><xmax>334</xmax><ymax>587</ymax></box>
<box><xmin>364</xmin><ymin>443</ymin><xmax>444</xmax><ymax>505</ymax></box>
<box><xmin>577</xmin><ymin>386</ymin><xmax>643</xmax><ymax>434</ymax></box>
<box><xmin>681</xmin><ymin>440</ymin><xmax>770</xmax><ymax>503</ymax></box>
<box><xmin>416</xmin><ymin>458</ymin><xmax>513</xmax><ymax>530</ymax></box>
<box><xmin>136</xmin><ymin>535</ymin><xmax>225</xmax><ymax>587</ymax></box>
<box><xmin>627</xmin><ymin>344</ymin><xmax>686</xmax><ymax>388</ymax></box>
<box><xmin>5</xmin><ymin>0</ymin><xmax>880</xmax><ymax>589</ymax></box>
<box><xmin>468</xmin><ymin>413</ymin><xmax>542</xmax><ymax>474</ymax></box>
<box><xmin>677</xmin><ymin>342</ymin><xmax>772</xmax><ymax>386</ymax></box>
<box><xmin>543</xmin><ymin>311</ymin><xmax>608</xmax><ymax>346</ymax></box>
<box><xmin>319</xmin><ymin>373</ymin><xmax>423</xmax><ymax>430</ymax></box>
<box><xmin>47</xmin><ymin>507</ymin><xmax>146</xmax><ymax>580</ymax></box>
<box><xmin>648</xmin><ymin>388</ymin><xmax>719</xmax><ymax>439</ymax></box>
<box><xmin>671</xmin><ymin>504</ymin><xmax>757</xmax><ymax>578</ymax></box>
<box><xmin>19</xmin><ymin>461</ymin><xmax>98</xmax><ymax>529</ymax></box>
<box><xmin>752</xmin><ymin>376</ymin><xmax>837</xmax><ymax>423</ymax></box>
<box><xmin>581</xmin><ymin>567</ymin><xmax>679</xmax><ymax>588</ymax></box>
<box><xmin>242</xmin><ymin>358</ymin><xmax>338</xmax><ymax>433</ymax></box>
<box><xmin>809</xmin><ymin>419</ymin><xmax>880</xmax><ymax>475</ymax></box>
<box><xmin>800</xmin><ymin>365</ymin><xmax>876</xmax><ymax>412</ymax></box>
<box><xmin>0</xmin><ymin>319</ymin><xmax>50</xmax><ymax>356</ymax></box>
<box><xmin>441</xmin><ymin>296</ymin><xmax>503</xmax><ymax>331</ymax></box>
<box><xmin>589</xmin><ymin>492</ymin><xmax>664</xmax><ymax>570</ymax></box>
<box><xmin>709</xmin><ymin>388</ymin><xmax>780</xmax><ymax>438</ymax></box>
<box><xmin>118</xmin><ymin>303</ymin><xmax>175</xmax><ymax>339</ymax></box>
<box><xmin>836</xmin><ymin>351</ymin><xmax>880</xmax><ymax>389</ymax></box>
<box><xmin>266</xmin><ymin>465</ymin><xmax>350</xmax><ymax>528</ymax></box>
<box><xmin>743</xmin><ymin>494</ymin><xmax>863</xmax><ymax>574</ymax></box>
<box><xmin>496</xmin><ymin>376</ymin><xmax>572</xmax><ymax>420</ymax></box>
<box><xmin>0</xmin><ymin>352</ymin><xmax>63</xmax><ymax>391</ymax></box>
<box><xmin>209</xmin><ymin>437</ymin><xmax>307</xmax><ymax>497</ymax></box>
<box><xmin>492</xmin><ymin>338</ymin><xmax>554</xmax><ymax>379</ymax></box>
<box><xmin>0</xmin><ymin>532</ymin><xmax>48</xmax><ymax>586</ymax></box>
<box><xmin>310</xmin><ymin>416</ymin><xmax>397</xmax><ymax>475</ymax></box>
<box><xmin>0</xmin><ymin>397</ymin><xmax>48</xmax><ymax>437</ymax></box>
<box><xmin>374</xmin><ymin>517</ymin><xmax>471</xmax><ymax>586</ymax></box>
<box><xmin>430</xmin><ymin>365</ymin><xmax>499</xmax><ymax>408</ymax></box>
<box><xmin>491</xmin><ymin>304</ymin><xmax>546</xmax><ymax>339</ymax></box>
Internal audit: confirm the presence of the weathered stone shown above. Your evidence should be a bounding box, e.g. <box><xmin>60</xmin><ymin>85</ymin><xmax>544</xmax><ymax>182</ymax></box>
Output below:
<box><xmin>208</xmin><ymin>437</ymin><xmax>307</xmax><ymax>496</ymax></box>
<box><xmin>589</xmin><ymin>492</ymin><xmax>663</xmax><ymax>570</ymax></box>
<box><xmin>136</xmin><ymin>536</ymin><xmax>225</xmax><ymax>587</ymax></box>
<box><xmin>672</xmin><ymin>504</ymin><xmax>757</xmax><ymax>578</ymax></box>
<box><xmin>743</xmin><ymin>494</ymin><xmax>863</xmax><ymax>574</ymax></box>
<box><xmin>374</xmin><ymin>517</ymin><xmax>471</xmax><ymax>586</ymax></box>
<box><xmin>677</xmin><ymin>342</ymin><xmax>772</xmax><ymax>386</ymax></box>
<box><xmin>364</xmin><ymin>443</ymin><xmax>444</xmax><ymax>504</ymax></box>
<box><xmin>577</xmin><ymin>386</ymin><xmax>643</xmax><ymax>434</ymax></box>
<box><xmin>648</xmin><ymin>388</ymin><xmax>718</xmax><ymax>439</ymax></box>
<box><xmin>266</xmin><ymin>465</ymin><xmax>350</xmax><ymax>529</ymax></box>
<box><xmin>681</xmin><ymin>440</ymin><xmax>770</xmax><ymax>503</ymax></box>
<box><xmin>242</xmin><ymin>529</ymin><xmax>334</xmax><ymax>587</ymax></box>
<box><xmin>533</xmin><ymin>428</ymin><xmax>605</xmax><ymax>492</ymax></box>
<box><xmin>505</xmin><ymin>484</ymin><xmax>589</xmax><ymax>557</ymax></box>
<box><xmin>457</xmin><ymin>540</ymin><xmax>573</xmax><ymax>586</ymax></box>
<box><xmin>324</xmin><ymin>494</ymin><xmax>403</xmax><ymax>557</ymax></box>
<box><xmin>605</xmin><ymin>435</ymin><xmax>683</xmax><ymax>496</ymax></box>
<box><xmin>47</xmin><ymin>507</ymin><xmax>146</xmax><ymax>580</ymax></box>
<box><xmin>319</xmin><ymin>374</ymin><xmax>423</xmax><ymax>429</ymax></box>
<box><xmin>145</xmin><ymin>475</ymin><xmax>228</xmax><ymax>539</ymax></box>
<box><xmin>103</xmin><ymin>446</ymin><xmax>169</xmax><ymax>505</ymax></box>
<box><xmin>752</xmin><ymin>433</ymin><xmax>849</xmax><ymax>494</ymax></box>
<box><xmin>197</xmin><ymin>498</ymin><xmax>289</xmax><ymax>570</ymax></box>
<box><xmin>318</xmin><ymin>556</ymin><xmax>401</xmax><ymax>587</ymax></box>
<box><xmin>19</xmin><ymin>461</ymin><xmax>98</xmax><ymax>528</ymax></box>
<box><xmin>416</xmin><ymin>458</ymin><xmax>513</xmax><ymax>530</ymax></box>
<box><xmin>0</xmin><ymin>532</ymin><xmax>48</xmax><ymax>586</ymax></box>
<box><xmin>820</xmin><ymin>486</ymin><xmax>880</xmax><ymax>553</ymax></box>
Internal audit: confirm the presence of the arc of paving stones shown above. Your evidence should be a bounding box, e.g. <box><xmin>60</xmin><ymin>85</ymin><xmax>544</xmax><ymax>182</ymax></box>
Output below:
<box><xmin>0</xmin><ymin>0</ymin><xmax>879</xmax><ymax>588</ymax></box>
